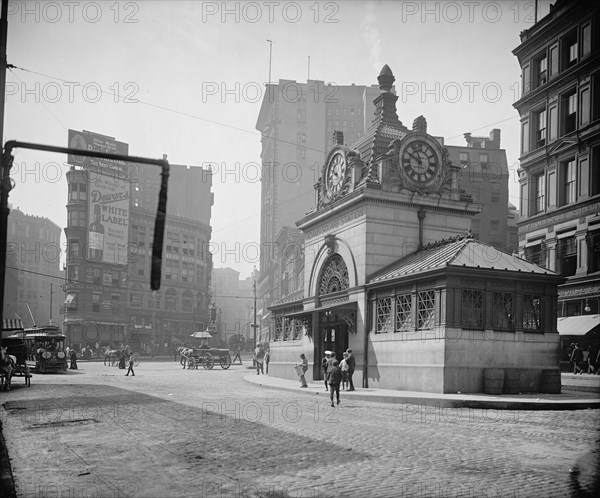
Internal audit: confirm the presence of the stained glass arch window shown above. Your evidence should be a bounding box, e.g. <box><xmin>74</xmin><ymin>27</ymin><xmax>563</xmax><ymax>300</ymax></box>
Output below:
<box><xmin>318</xmin><ymin>254</ymin><xmax>349</xmax><ymax>295</ymax></box>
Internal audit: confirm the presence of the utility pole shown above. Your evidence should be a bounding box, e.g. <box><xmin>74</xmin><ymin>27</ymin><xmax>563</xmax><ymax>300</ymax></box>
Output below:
<box><xmin>252</xmin><ymin>279</ymin><xmax>257</xmax><ymax>346</ymax></box>
<box><xmin>266</xmin><ymin>39</ymin><xmax>273</xmax><ymax>84</ymax></box>
<box><xmin>49</xmin><ymin>283</ymin><xmax>53</xmax><ymax>324</ymax></box>
<box><xmin>0</xmin><ymin>0</ymin><xmax>10</xmax><ymax>332</ymax></box>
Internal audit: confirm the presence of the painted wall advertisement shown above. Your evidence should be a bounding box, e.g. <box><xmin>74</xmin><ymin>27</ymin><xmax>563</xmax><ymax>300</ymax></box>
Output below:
<box><xmin>88</xmin><ymin>172</ymin><xmax>130</xmax><ymax>265</ymax></box>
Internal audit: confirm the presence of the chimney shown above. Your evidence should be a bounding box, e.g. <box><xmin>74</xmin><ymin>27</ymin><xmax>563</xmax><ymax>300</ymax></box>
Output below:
<box><xmin>489</xmin><ymin>129</ymin><xmax>501</xmax><ymax>147</ymax></box>
<box><xmin>332</xmin><ymin>130</ymin><xmax>344</xmax><ymax>145</ymax></box>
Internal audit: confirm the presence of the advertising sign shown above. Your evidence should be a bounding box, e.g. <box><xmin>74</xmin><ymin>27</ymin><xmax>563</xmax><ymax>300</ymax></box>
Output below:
<box><xmin>88</xmin><ymin>172</ymin><xmax>130</xmax><ymax>265</ymax></box>
<box><xmin>68</xmin><ymin>129</ymin><xmax>135</xmax><ymax>179</ymax></box>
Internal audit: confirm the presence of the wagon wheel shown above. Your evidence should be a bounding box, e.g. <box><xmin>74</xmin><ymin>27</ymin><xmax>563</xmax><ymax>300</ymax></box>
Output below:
<box><xmin>203</xmin><ymin>353</ymin><xmax>214</xmax><ymax>370</ymax></box>
<box><xmin>220</xmin><ymin>354</ymin><xmax>231</xmax><ymax>370</ymax></box>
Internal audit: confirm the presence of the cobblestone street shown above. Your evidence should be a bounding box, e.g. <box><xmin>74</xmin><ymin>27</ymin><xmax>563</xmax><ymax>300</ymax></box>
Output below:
<box><xmin>1</xmin><ymin>361</ymin><xmax>599</xmax><ymax>497</ymax></box>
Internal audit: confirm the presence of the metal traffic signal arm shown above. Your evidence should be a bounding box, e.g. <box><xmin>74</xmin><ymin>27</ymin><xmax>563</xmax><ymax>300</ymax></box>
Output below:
<box><xmin>0</xmin><ymin>140</ymin><xmax>170</xmax><ymax>331</ymax></box>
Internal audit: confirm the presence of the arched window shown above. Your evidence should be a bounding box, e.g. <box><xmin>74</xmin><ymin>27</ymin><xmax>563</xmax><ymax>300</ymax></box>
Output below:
<box><xmin>165</xmin><ymin>288</ymin><xmax>178</xmax><ymax>311</ymax></box>
<box><xmin>318</xmin><ymin>254</ymin><xmax>349</xmax><ymax>295</ymax></box>
<box><xmin>182</xmin><ymin>290</ymin><xmax>194</xmax><ymax>313</ymax></box>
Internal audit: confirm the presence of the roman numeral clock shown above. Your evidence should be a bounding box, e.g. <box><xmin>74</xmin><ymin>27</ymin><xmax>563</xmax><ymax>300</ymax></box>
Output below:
<box><xmin>393</xmin><ymin>133</ymin><xmax>448</xmax><ymax>194</ymax></box>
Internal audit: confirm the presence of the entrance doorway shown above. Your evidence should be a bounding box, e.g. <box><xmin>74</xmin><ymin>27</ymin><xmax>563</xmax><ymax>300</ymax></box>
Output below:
<box><xmin>315</xmin><ymin>322</ymin><xmax>348</xmax><ymax>380</ymax></box>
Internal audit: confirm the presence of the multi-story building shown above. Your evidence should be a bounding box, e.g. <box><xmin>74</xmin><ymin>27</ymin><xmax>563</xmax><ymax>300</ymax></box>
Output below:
<box><xmin>255</xmin><ymin>80</ymin><xmax>380</xmax><ymax>340</ymax></box>
<box><xmin>211</xmin><ymin>267</ymin><xmax>253</xmax><ymax>346</ymax></box>
<box><xmin>63</xmin><ymin>132</ymin><xmax>213</xmax><ymax>352</ymax></box>
<box><xmin>513</xmin><ymin>0</ymin><xmax>600</xmax><ymax>325</ymax></box>
<box><xmin>7</xmin><ymin>208</ymin><xmax>62</xmax><ymax>327</ymax></box>
<box><xmin>445</xmin><ymin>129</ymin><xmax>513</xmax><ymax>252</ymax></box>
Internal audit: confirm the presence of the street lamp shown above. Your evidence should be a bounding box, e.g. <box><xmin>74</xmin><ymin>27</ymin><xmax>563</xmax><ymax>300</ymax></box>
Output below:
<box><xmin>584</xmin><ymin>299</ymin><xmax>591</xmax><ymax>313</ymax></box>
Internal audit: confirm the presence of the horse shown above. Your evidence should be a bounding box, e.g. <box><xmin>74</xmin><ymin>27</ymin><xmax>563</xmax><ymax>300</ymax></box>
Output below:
<box><xmin>104</xmin><ymin>349</ymin><xmax>121</xmax><ymax>366</ymax></box>
<box><xmin>179</xmin><ymin>348</ymin><xmax>194</xmax><ymax>369</ymax></box>
<box><xmin>0</xmin><ymin>347</ymin><xmax>15</xmax><ymax>391</ymax></box>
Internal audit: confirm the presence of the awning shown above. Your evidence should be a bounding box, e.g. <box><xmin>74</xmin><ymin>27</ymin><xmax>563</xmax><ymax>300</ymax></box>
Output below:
<box><xmin>2</xmin><ymin>318</ymin><xmax>23</xmax><ymax>331</ymax></box>
<box><xmin>281</xmin><ymin>301</ymin><xmax>358</xmax><ymax>318</ymax></box>
<box><xmin>64</xmin><ymin>293</ymin><xmax>77</xmax><ymax>307</ymax></box>
<box><xmin>557</xmin><ymin>314</ymin><xmax>600</xmax><ymax>336</ymax></box>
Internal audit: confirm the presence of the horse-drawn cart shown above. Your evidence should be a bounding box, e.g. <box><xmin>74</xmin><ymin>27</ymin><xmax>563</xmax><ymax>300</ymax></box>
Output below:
<box><xmin>2</xmin><ymin>335</ymin><xmax>32</xmax><ymax>387</ymax></box>
<box><xmin>188</xmin><ymin>347</ymin><xmax>231</xmax><ymax>370</ymax></box>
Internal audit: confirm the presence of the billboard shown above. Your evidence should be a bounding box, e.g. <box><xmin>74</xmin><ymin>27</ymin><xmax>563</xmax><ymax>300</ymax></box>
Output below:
<box><xmin>67</xmin><ymin>129</ymin><xmax>134</xmax><ymax>178</ymax></box>
<box><xmin>88</xmin><ymin>172</ymin><xmax>130</xmax><ymax>265</ymax></box>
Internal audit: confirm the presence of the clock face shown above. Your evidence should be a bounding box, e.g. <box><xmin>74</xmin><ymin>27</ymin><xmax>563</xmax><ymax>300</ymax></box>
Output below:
<box><xmin>401</xmin><ymin>141</ymin><xmax>440</xmax><ymax>183</ymax></box>
<box><xmin>325</xmin><ymin>152</ymin><xmax>347</xmax><ymax>197</ymax></box>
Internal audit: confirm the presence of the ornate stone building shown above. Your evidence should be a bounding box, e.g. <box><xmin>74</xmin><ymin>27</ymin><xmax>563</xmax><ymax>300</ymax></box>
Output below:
<box><xmin>267</xmin><ymin>66</ymin><xmax>563</xmax><ymax>394</ymax></box>
<box><xmin>513</xmin><ymin>0</ymin><xmax>600</xmax><ymax>346</ymax></box>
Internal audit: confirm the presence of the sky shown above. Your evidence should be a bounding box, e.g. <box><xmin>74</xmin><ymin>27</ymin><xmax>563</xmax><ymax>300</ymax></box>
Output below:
<box><xmin>5</xmin><ymin>0</ymin><xmax>553</xmax><ymax>280</ymax></box>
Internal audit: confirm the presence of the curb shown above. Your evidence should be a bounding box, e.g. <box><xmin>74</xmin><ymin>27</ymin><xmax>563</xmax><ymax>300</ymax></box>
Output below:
<box><xmin>243</xmin><ymin>376</ymin><xmax>600</xmax><ymax>410</ymax></box>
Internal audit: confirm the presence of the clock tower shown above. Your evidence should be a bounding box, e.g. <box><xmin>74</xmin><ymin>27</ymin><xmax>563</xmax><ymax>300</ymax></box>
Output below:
<box><xmin>304</xmin><ymin>64</ymin><xmax>480</xmax><ymax>290</ymax></box>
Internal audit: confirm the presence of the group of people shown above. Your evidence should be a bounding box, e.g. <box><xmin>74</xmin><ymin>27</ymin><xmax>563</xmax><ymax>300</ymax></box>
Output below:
<box><xmin>294</xmin><ymin>349</ymin><xmax>356</xmax><ymax>407</ymax></box>
<box><xmin>569</xmin><ymin>343</ymin><xmax>600</xmax><ymax>375</ymax></box>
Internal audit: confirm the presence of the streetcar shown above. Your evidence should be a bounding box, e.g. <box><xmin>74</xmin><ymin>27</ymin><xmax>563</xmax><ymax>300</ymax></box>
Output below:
<box><xmin>23</xmin><ymin>325</ymin><xmax>68</xmax><ymax>373</ymax></box>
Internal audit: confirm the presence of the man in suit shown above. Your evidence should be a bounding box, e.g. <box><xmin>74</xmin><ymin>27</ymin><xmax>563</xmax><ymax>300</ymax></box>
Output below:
<box><xmin>346</xmin><ymin>349</ymin><xmax>356</xmax><ymax>391</ymax></box>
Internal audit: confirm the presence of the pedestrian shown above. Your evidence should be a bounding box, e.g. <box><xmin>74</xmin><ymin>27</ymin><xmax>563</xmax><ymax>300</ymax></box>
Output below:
<box><xmin>254</xmin><ymin>343</ymin><xmax>265</xmax><ymax>375</ymax></box>
<box><xmin>327</xmin><ymin>359</ymin><xmax>342</xmax><ymax>407</ymax></box>
<box><xmin>69</xmin><ymin>349</ymin><xmax>78</xmax><ymax>370</ymax></box>
<box><xmin>296</xmin><ymin>353</ymin><xmax>309</xmax><ymax>388</ymax></box>
<box><xmin>125</xmin><ymin>352</ymin><xmax>135</xmax><ymax>376</ymax></box>
<box><xmin>232</xmin><ymin>348</ymin><xmax>242</xmax><ymax>365</ymax></box>
<box><xmin>346</xmin><ymin>349</ymin><xmax>356</xmax><ymax>390</ymax></box>
<box><xmin>322</xmin><ymin>351</ymin><xmax>332</xmax><ymax>391</ymax></box>
<box><xmin>264</xmin><ymin>349</ymin><xmax>270</xmax><ymax>374</ymax></box>
<box><xmin>118</xmin><ymin>350</ymin><xmax>127</xmax><ymax>370</ymax></box>
<box><xmin>570</xmin><ymin>343</ymin><xmax>584</xmax><ymax>374</ymax></box>
<box><xmin>340</xmin><ymin>352</ymin><xmax>349</xmax><ymax>390</ymax></box>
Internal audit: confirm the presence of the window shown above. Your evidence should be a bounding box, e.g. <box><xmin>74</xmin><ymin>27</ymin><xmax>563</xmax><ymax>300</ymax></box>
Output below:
<box><xmin>68</xmin><ymin>210</ymin><xmax>86</xmax><ymax>227</ymax></box>
<box><xmin>283</xmin><ymin>318</ymin><xmax>292</xmax><ymax>341</ymax></box>
<box><xmin>520</xmin><ymin>183</ymin><xmax>528</xmax><ymax>218</ymax></box>
<box><xmin>479</xmin><ymin>153</ymin><xmax>489</xmax><ymax>166</ymax></box>
<box><xmin>521</xmin><ymin>121</ymin><xmax>530</xmax><ymax>155</ymax></box>
<box><xmin>562</xmin><ymin>90</ymin><xmax>577</xmax><ymax>134</ymax></box>
<box><xmin>491</xmin><ymin>183</ymin><xmax>500</xmax><ymax>203</ymax></box>
<box><xmin>274</xmin><ymin>317</ymin><xmax>283</xmax><ymax>341</ymax></box>
<box><xmin>522</xmin><ymin>294</ymin><xmax>542</xmax><ymax>332</ymax></box>
<box><xmin>68</xmin><ymin>240</ymin><xmax>79</xmax><ymax>259</ymax></box>
<box><xmin>92</xmin><ymin>293</ymin><xmax>101</xmax><ymax>313</ymax></box>
<box><xmin>524</xmin><ymin>241</ymin><xmax>546</xmax><ymax>267</ymax></box>
<box><xmin>534</xmin><ymin>173</ymin><xmax>545</xmax><ymax>213</ymax></box>
<box><xmin>93</xmin><ymin>268</ymin><xmax>101</xmax><ymax>285</ymax></box>
<box><xmin>111</xmin><ymin>294</ymin><xmax>119</xmax><ymax>313</ymax></box>
<box><xmin>490</xmin><ymin>220</ymin><xmax>500</xmax><ymax>243</ymax></box>
<box><xmin>563</xmin><ymin>30</ymin><xmax>578</xmax><ymax>69</ymax></box>
<box><xmin>293</xmin><ymin>319</ymin><xmax>303</xmax><ymax>341</ymax></box>
<box><xmin>395</xmin><ymin>294</ymin><xmax>413</xmax><ymax>332</ymax></box>
<box><xmin>182</xmin><ymin>291</ymin><xmax>194</xmax><ymax>312</ymax></box>
<box><xmin>586</xmin><ymin>230</ymin><xmax>600</xmax><ymax>273</ymax></box>
<box><xmin>560</xmin><ymin>160</ymin><xmax>576</xmax><ymax>205</ymax></box>
<box><xmin>296</xmin><ymin>147</ymin><xmax>306</xmax><ymax>160</ymax></box>
<box><xmin>417</xmin><ymin>291</ymin><xmax>435</xmax><ymax>330</ymax></box>
<box><xmin>459</xmin><ymin>152</ymin><xmax>469</xmax><ymax>165</ymax></box>
<box><xmin>522</xmin><ymin>64</ymin><xmax>531</xmax><ymax>94</ymax></box>
<box><xmin>130</xmin><ymin>289</ymin><xmax>143</xmax><ymax>307</ymax></box>
<box><xmin>67</xmin><ymin>265</ymin><xmax>79</xmax><ymax>283</ymax></box>
<box><xmin>493</xmin><ymin>292</ymin><xmax>514</xmax><ymax>330</ymax></box>
<box><xmin>375</xmin><ymin>297</ymin><xmax>392</xmax><ymax>334</ymax></box>
<box><xmin>165</xmin><ymin>289</ymin><xmax>177</xmax><ymax>311</ymax></box>
<box><xmin>556</xmin><ymin>236</ymin><xmax>577</xmax><ymax>277</ymax></box>
<box><xmin>462</xmin><ymin>289</ymin><xmax>483</xmax><ymax>329</ymax></box>
<box><xmin>534</xmin><ymin>109</ymin><xmax>546</xmax><ymax>148</ymax></box>
<box><xmin>534</xmin><ymin>54</ymin><xmax>547</xmax><ymax>88</ymax></box>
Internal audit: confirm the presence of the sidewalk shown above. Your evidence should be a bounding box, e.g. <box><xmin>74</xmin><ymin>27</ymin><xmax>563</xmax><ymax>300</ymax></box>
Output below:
<box><xmin>243</xmin><ymin>373</ymin><xmax>600</xmax><ymax>410</ymax></box>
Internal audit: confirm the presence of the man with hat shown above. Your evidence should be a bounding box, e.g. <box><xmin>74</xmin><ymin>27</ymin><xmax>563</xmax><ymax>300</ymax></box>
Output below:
<box><xmin>321</xmin><ymin>351</ymin><xmax>332</xmax><ymax>391</ymax></box>
<box><xmin>346</xmin><ymin>349</ymin><xmax>356</xmax><ymax>391</ymax></box>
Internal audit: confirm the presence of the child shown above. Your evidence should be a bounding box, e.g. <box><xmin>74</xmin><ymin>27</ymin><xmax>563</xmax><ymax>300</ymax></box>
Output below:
<box><xmin>340</xmin><ymin>352</ymin><xmax>349</xmax><ymax>390</ymax></box>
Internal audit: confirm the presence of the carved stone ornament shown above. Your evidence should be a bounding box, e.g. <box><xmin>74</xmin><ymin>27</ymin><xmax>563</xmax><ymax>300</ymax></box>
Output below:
<box><xmin>324</xmin><ymin>234</ymin><xmax>336</xmax><ymax>254</ymax></box>
<box><xmin>318</xmin><ymin>254</ymin><xmax>349</xmax><ymax>296</ymax></box>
